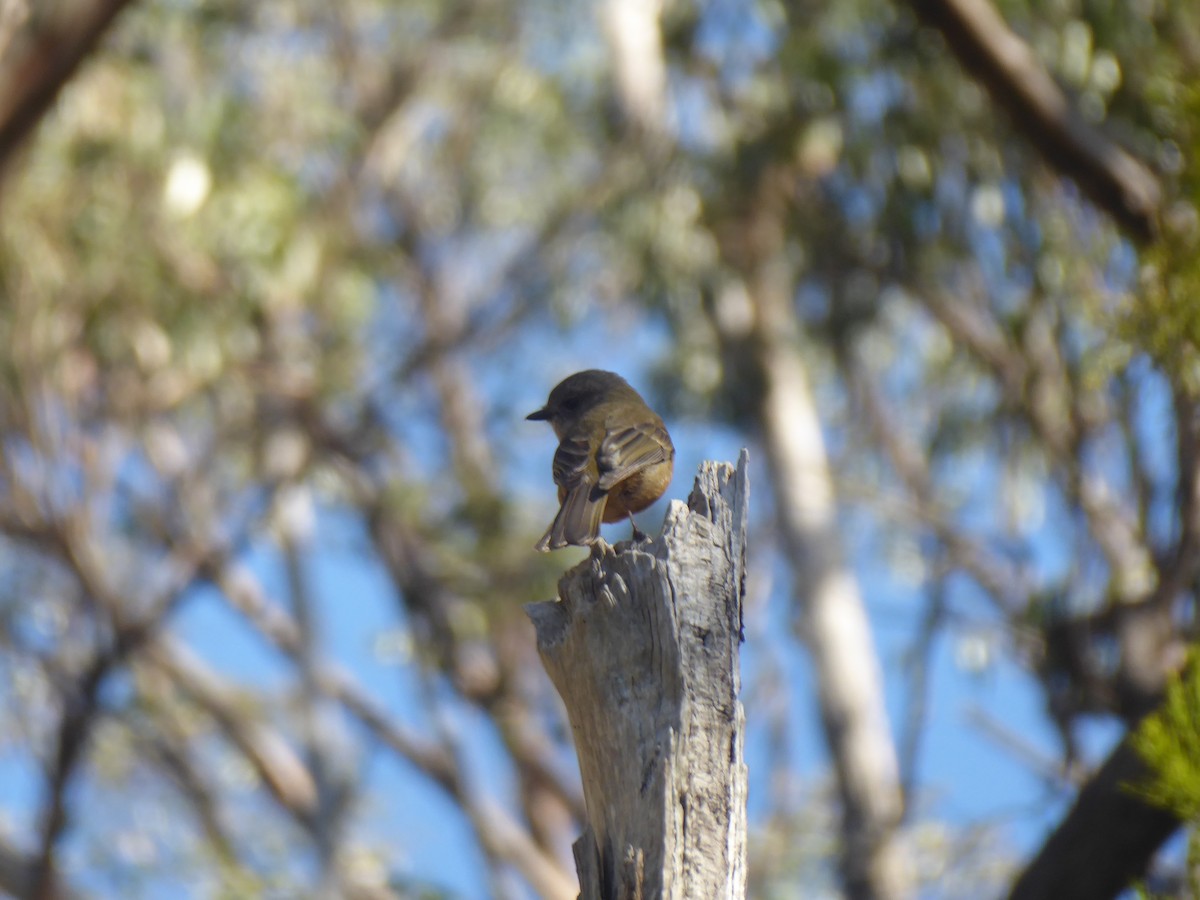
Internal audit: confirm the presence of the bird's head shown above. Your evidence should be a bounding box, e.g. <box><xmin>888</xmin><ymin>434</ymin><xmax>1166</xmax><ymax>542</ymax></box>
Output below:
<box><xmin>526</xmin><ymin>369</ymin><xmax>638</xmax><ymax>436</ymax></box>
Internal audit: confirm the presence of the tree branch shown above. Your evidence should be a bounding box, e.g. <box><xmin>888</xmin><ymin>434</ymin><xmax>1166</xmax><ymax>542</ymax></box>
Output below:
<box><xmin>1008</xmin><ymin>734</ymin><xmax>1180</xmax><ymax>900</ymax></box>
<box><xmin>0</xmin><ymin>0</ymin><xmax>137</xmax><ymax>172</ymax></box>
<box><xmin>906</xmin><ymin>0</ymin><xmax>1161</xmax><ymax>240</ymax></box>
<box><xmin>212</xmin><ymin>557</ymin><xmax>578</xmax><ymax>898</ymax></box>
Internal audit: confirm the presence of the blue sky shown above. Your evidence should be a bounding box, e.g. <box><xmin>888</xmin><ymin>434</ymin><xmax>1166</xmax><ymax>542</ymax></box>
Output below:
<box><xmin>139</xmin><ymin>306</ymin><xmax>1139</xmax><ymax>896</ymax></box>
<box><xmin>0</xmin><ymin>283</ymin><xmax>1160</xmax><ymax>897</ymax></box>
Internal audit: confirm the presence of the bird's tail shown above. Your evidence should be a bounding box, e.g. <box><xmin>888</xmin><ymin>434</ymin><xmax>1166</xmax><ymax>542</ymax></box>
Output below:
<box><xmin>535</xmin><ymin>486</ymin><xmax>607</xmax><ymax>551</ymax></box>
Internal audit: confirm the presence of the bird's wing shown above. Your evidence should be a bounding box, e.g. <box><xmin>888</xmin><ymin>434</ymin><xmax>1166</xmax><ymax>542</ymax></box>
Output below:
<box><xmin>551</xmin><ymin>432</ymin><xmax>595</xmax><ymax>492</ymax></box>
<box><xmin>595</xmin><ymin>421</ymin><xmax>673</xmax><ymax>491</ymax></box>
<box><xmin>538</xmin><ymin>433</ymin><xmax>606</xmax><ymax>550</ymax></box>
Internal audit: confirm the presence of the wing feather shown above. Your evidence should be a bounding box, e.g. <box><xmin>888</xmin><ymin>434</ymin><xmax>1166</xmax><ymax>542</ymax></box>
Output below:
<box><xmin>551</xmin><ymin>433</ymin><xmax>593</xmax><ymax>491</ymax></box>
<box><xmin>595</xmin><ymin>422</ymin><xmax>673</xmax><ymax>490</ymax></box>
<box><xmin>535</xmin><ymin>433</ymin><xmax>607</xmax><ymax>550</ymax></box>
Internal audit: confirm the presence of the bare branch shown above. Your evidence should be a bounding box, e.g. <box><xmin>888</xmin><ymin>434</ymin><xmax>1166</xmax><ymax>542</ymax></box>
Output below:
<box><xmin>134</xmin><ymin>723</ymin><xmax>238</xmax><ymax>865</ymax></box>
<box><xmin>30</xmin><ymin>651</ymin><xmax>107</xmax><ymax>900</ymax></box>
<box><xmin>213</xmin><ymin>558</ymin><xmax>578</xmax><ymax>898</ymax></box>
<box><xmin>962</xmin><ymin>706</ymin><xmax>1082</xmax><ymax>790</ymax></box>
<box><xmin>845</xmin><ymin>346</ymin><xmax>1026</xmax><ymax>614</ymax></box>
<box><xmin>146</xmin><ymin>639</ymin><xmax>320</xmax><ymax>820</ymax></box>
<box><xmin>897</xmin><ymin>574</ymin><xmax>946</xmax><ymax>811</ymax></box>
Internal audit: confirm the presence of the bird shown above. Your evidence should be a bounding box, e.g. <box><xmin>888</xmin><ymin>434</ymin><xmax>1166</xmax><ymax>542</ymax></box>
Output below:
<box><xmin>527</xmin><ymin>369</ymin><xmax>675</xmax><ymax>551</ymax></box>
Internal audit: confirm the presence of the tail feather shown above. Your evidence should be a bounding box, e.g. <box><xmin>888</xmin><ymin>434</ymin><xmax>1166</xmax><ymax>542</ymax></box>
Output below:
<box><xmin>535</xmin><ymin>486</ymin><xmax>608</xmax><ymax>551</ymax></box>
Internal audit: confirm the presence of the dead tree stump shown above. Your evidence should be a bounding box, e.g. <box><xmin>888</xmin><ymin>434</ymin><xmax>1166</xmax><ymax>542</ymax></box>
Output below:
<box><xmin>526</xmin><ymin>452</ymin><xmax>749</xmax><ymax>899</ymax></box>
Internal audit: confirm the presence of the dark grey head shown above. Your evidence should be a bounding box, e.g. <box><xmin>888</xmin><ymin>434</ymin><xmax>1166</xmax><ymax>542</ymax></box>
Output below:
<box><xmin>526</xmin><ymin>369</ymin><xmax>641</xmax><ymax>425</ymax></box>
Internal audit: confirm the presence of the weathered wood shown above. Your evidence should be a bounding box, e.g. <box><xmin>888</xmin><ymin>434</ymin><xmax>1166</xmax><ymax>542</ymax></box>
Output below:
<box><xmin>526</xmin><ymin>453</ymin><xmax>749</xmax><ymax>900</ymax></box>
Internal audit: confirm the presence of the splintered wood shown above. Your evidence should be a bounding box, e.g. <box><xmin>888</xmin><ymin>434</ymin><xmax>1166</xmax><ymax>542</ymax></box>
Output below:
<box><xmin>526</xmin><ymin>452</ymin><xmax>749</xmax><ymax>900</ymax></box>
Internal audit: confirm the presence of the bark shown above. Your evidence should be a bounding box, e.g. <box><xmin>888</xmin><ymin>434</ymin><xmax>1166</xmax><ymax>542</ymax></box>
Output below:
<box><xmin>525</xmin><ymin>455</ymin><xmax>749</xmax><ymax>900</ymax></box>
<box><xmin>0</xmin><ymin>840</ymin><xmax>79</xmax><ymax>900</ymax></box>
<box><xmin>746</xmin><ymin>278</ymin><xmax>910</xmax><ymax>900</ymax></box>
<box><xmin>0</xmin><ymin>0</ymin><xmax>137</xmax><ymax>172</ymax></box>
<box><xmin>600</xmin><ymin>0</ymin><xmax>669</xmax><ymax>142</ymax></box>
<box><xmin>1008</xmin><ymin>735</ymin><xmax>1180</xmax><ymax>900</ymax></box>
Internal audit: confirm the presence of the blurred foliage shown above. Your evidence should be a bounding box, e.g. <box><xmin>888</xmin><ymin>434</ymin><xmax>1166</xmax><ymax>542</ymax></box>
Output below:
<box><xmin>1131</xmin><ymin>655</ymin><xmax>1200</xmax><ymax>822</ymax></box>
<box><xmin>1130</xmin><ymin>653</ymin><xmax>1200</xmax><ymax>898</ymax></box>
<box><xmin>1133</xmin><ymin>75</ymin><xmax>1200</xmax><ymax>389</ymax></box>
<box><xmin>0</xmin><ymin>0</ymin><xmax>1197</xmax><ymax>894</ymax></box>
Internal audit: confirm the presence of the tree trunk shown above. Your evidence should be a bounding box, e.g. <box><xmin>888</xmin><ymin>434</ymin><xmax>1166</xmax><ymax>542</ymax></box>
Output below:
<box><xmin>1008</xmin><ymin>734</ymin><xmax>1180</xmax><ymax>900</ymax></box>
<box><xmin>525</xmin><ymin>454</ymin><xmax>749</xmax><ymax>900</ymax></box>
<box><xmin>745</xmin><ymin>275</ymin><xmax>909</xmax><ymax>900</ymax></box>
<box><xmin>711</xmin><ymin>156</ymin><xmax>909</xmax><ymax>900</ymax></box>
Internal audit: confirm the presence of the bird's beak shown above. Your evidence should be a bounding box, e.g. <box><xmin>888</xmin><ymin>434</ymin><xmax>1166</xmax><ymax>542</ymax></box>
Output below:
<box><xmin>526</xmin><ymin>407</ymin><xmax>551</xmax><ymax>421</ymax></box>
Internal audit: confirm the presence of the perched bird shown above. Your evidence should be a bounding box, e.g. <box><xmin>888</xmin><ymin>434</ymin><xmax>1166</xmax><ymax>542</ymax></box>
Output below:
<box><xmin>527</xmin><ymin>370</ymin><xmax>675</xmax><ymax>551</ymax></box>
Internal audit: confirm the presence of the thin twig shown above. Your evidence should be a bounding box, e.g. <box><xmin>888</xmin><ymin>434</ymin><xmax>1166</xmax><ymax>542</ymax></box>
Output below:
<box><xmin>215</xmin><ymin>559</ymin><xmax>577</xmax><ymax>897</ymax></box>
<box><xmin>963</xmin><ymin>705</ymin><xmax>1083</xmax><ymax>790</ymax></box>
